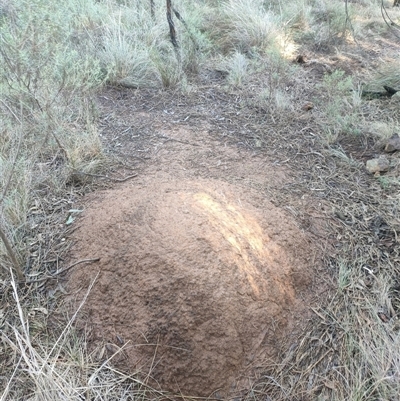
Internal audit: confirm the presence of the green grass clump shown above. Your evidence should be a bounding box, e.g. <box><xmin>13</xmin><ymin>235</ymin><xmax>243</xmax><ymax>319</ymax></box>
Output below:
<box><xmin>204</xmin><ymin>0</ymin><xmax>282</xmax><ymax>54</ymax></box>
<box><xmin>365</xmin><ymin>58</ymin><xmax>400</xmax><ymax>92</ymax></box>
<box><xmin>316</xmin><ymin>70</ymin><xmax>362</xmax><ymax>140</ymax></box>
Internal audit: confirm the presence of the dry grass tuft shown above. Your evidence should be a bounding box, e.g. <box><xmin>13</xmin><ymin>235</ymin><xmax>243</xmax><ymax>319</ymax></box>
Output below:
<box><xmin>235</xmin><ymin>94</ymin><xmax>400</xmax><ymax>400</ymax></box>
<box><xmin>1</xmin><ymin>272</ymin><xmax>167</xmax><ymax>400</ymax></box>
<box><xmin>204</xmin><ymin>0</ymin><xmax>282</xmax><ymax>54</ymax></box>
<box><xmin>365</xmin><ymin>58</ymin><xmax>400</xmax><ymax>92</ymax></box>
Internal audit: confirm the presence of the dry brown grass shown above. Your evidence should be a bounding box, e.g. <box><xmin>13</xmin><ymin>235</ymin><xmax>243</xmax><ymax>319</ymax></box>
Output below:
<box><xmin>225</xmin><ymin>62</ymin><xmax>400</xmax><ymax>400</ymax></box>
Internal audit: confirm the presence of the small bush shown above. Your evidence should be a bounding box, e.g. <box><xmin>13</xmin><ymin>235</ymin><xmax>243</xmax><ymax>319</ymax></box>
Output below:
<box><xmin>226</xmin><ymin>51</ymin><xmax>250</xmax><ymax>86</ymax></box>
<box><xmin>205</xmin><ymin>0</ymin><xmax>282</xmax><ymax>54</ymax></box>
<box><xmin>316</xmin><ymin>70</ymin><xmax>362</xmax><ymax>139</ymax></box>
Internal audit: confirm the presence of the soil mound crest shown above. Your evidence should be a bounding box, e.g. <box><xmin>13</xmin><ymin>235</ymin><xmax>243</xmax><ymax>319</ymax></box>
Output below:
<box><xmin>67</xmin><ymin>176</ymin><xmax>315</xmax><ymax>396</ymax></box>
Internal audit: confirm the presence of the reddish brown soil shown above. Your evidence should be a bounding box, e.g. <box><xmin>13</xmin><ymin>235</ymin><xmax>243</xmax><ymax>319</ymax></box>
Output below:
<box><xmin>66</xmin><ymin>89</ymin><xmax>325</xmax><ymax>397</ymax></box>
<box><xmin>32</xmin><ymin>30</ymin><xmax>399</xmax><ymax>399</ymax></box>
<box><xmin>64</xmin><ymin>79</ymin><xmax>332</xmax><ymax>398</ymax></box>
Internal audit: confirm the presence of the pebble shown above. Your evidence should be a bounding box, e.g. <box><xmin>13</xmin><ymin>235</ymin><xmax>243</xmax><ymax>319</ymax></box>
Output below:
<box><xmin>384</xmin><ymin>134</ymin><xmax>400</xmax><ymax>153</ymax></box>
<box><xmin>366</xmin><ymin>157</ymin><xmax>390</xmax><ymax>174</ymax></box>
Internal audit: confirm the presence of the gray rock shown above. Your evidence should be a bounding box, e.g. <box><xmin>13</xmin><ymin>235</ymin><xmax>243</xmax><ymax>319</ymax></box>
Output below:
<box><xmin>384</xmin><ymin>134</ymin><xmax>400</xmax><ymax>153</ymax></box>
<box><xmin>366</xmin><ymin>157</ymin><xmax>390</xmax><ymax>174</ymax></box>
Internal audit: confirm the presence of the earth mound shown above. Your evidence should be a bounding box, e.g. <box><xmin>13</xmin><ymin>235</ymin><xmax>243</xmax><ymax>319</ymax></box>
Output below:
<box><xmin>66</xmin><ymin>176</ymin><xmax>316</xmax><ymax>397</ymax></box>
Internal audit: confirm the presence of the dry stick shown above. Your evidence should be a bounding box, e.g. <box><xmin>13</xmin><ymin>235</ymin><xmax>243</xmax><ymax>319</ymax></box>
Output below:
<box><xmin>49</xmin><ymin>128</ymin><xmax>68</xmax><ymax>159</ymax></box>
<box><xmin>0</xmin><ymin>133</ymin><xmax>25</xmax><ymax>281</ymax></box>
<box><xmin>0</xmin><ymin>227</ymin><xmax>24</xmax><ymax>281</ymax></box>
<box><xmin>381</xmin><ymin>0</ymin><xmax>400</xmax><ymax>36</ymax></box>
<box><xmin>344</xmin><ymin>0</ymin><xmax>359</xmax><ymax>46</ymax></box>
<box><xmin>173</xmin><ymin>7</ymin><xmax>199</xmax><ymax>50</ymax></box>
<box><xmin>24</xmin><ymin>258</ymin><xmax>100</xmax><ymax>284</ymax></box>
<box><xmin>150</xmin><ymin>0</ymin><xmax>155</xmax><ymax>20</ymax></box>
<box><xmin>166</xmin><ymin>0</ymin><xmax>181</xmax><ymax>64</ymax></box>
<box><xmin>0</xmin><ymin>133</ymin><xmax>22</xmax><ymax>205</ymax></box>
<box><xmin>385</xmin><ymin>0</ymin><xmax>400</xmax><ymax>26</ymax></box>
<box><xmin>0</xmin><ymin>355</ymin><xmax>23</xmax><ymax>401</ymax></box>
<box><xmin>40</xmin><ymin>271</ymin><xmax>100</xmax><ymax>372</ymax></box>
<box><xmin>72</xmin><ymin>169</ymin><xmax>138</xmax><ymax>182</ymax></box>
<box><xmin>166</xmin><ymin>0</ymin><xmax>178</xmax><ymax>48</ymax></box>
<box><xmin>144</xmin><ymin>334</ymin><xmax>160</xmax><ymax>385</ymax></box>
<box><xmin>44</xmin><ymin>71</ymin><xmax>70</xmax><ymax>158</ymax></box>
<box><xmin>0</xmin><ymin>99</ymin><xmax>22</xmax><ymax>124</ymax></box>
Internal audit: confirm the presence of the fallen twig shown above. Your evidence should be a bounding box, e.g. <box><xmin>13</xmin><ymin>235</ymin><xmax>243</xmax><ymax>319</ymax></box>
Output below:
<box><xmin>0</xmin><ymin>225</ymin><xmax>24</xmax><ymax>281</ymax></box>
<box><xmin>72</xmin><ymin>169</ymin><xmax>138</xmax><ymax>182</ymax></box>
<box><xmin>24</xmin><ymin>258</ymin><xmax>100</xmax><ymax>284</ymax></box>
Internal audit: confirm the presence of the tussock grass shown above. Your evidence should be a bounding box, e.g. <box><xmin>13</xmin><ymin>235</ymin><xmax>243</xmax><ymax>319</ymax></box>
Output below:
<box><xmin>203</xmin><ymin>0</ymin><xmax>284</xmax><ymax>55</ymax></box>
<box><xmin>253</xmin><ymin>50</ymin><xmax>299</xmax><ymax>112</ymax></box>
<box><xmin>316</xmin><ymin>70</ymin><xmax>363</xmax><ymax>140</ymax></box>
<box><xmin>307</xmin><ymin>0</ymin><xmax>351</xmax><ymax>47</ymax></box>
<box><xmin>225</xmin><ymin>51</ymin><xmax>250</xmax><ymax>87</ymax></box>
<box><xmin>93</xmin><ymin>1</ymin><xmax>209</xmax><ymax>88</ymax></box>
<box><xmin>365</xmin><ymin>58</ymin><xmax>400</xmax><ymax>92</ymax></box>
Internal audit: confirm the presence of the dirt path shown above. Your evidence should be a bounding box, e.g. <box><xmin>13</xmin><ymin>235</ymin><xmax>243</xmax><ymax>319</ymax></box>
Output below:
<box><xmin>66</xmin><ymin>87</ymin><xmax>328</xmax><ymax>397</ymax></box>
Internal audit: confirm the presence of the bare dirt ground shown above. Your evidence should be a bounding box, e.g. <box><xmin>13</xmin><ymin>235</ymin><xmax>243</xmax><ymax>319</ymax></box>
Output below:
<box><xmin>65</xmin><ymin>80</ymin><xmax>331</xmax><ymax>397</ymax></box>
<box><xmin>68</xmin><ymin>176</ymin><xmax>318</xmax><ymax>396</ymax></box>
<box><xmin>64</xmin><ymin>40</ymin><xmax>400</xmax><ymax>398</ymax></box>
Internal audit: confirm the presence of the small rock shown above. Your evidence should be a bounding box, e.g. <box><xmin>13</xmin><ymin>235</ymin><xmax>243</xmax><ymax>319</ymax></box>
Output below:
<box><xmin>295</xmin><ymin>54</ymin><xmax>306</xmax><ymax>64</ymax></box>
<box><xmin>384</xmin><ymin>134</ymin><xmax>400</xmax><ymax>153</ymax></box>
<box><xmin>366</xmin><ymin>157</ymin><xmax>390</xmax><ymax>174</ymax></box>
<box><xmin>302</xmin><ymin>102</ymin><xmax>314</xmax><ymax>111</ymax></box>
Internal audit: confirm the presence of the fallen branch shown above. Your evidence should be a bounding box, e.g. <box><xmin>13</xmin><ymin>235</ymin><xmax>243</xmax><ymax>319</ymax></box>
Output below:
<box><xmin>24</xmin><ymin>258</ymin><xmax>100</xmax><ymax>284</ymax></box>
<box><xmin>72</xmin><ymin>169</ymin><xmax>138</xmax><ymax>182</ymax></box>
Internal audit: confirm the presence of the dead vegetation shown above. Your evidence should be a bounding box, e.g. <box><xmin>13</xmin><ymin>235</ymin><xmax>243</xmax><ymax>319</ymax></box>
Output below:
<box><xmin>1</xmin><ymin>0</ymin><xmax>400</xmax><ymax>399</ymax></box>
